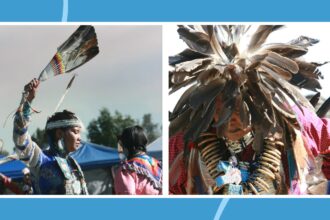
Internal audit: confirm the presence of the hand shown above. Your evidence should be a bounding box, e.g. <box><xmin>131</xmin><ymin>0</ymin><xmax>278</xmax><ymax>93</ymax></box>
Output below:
<box><xmin>24</xmin><ymin>78</ymin><xmax>40</xmax><ymax>102</ymax></box>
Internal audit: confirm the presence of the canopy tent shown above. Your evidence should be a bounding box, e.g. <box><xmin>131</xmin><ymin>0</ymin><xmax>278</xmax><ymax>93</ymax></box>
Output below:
<box><xmin>147</xmin><ymin>136</ymin><xmax>162</xmax><ymax>160</ymax></box>
<box><xmin>0</xmin><ymin>155</ymin><xmax>25</xmax><ymax>179</ymax></box>
<box><xmin>0</xmin><ymin>141</ymin><xmax>120</xmax><ymax>179</ymax></box>
<box><xmin>71</xmin><ymin>142</ymin><xmax>120</xmax><ymax>194</ymax></box>
<box><xmin>70</xmin><ymin>141</ymin><xmax>120</xmax><ymax>170</ymax></box>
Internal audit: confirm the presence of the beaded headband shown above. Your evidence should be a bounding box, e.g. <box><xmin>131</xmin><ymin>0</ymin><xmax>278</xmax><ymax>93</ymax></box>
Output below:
<box><xmin>45</xmin><ymin>118</ymin><xmax>83</xmax><ymax>130</ymax></box>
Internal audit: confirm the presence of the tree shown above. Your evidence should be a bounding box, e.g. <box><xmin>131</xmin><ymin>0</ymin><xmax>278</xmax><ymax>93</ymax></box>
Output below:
<box><xmin>141</xmin><ymin>113</ymin><xmax>160</xmax><ymax>143</ymax></box>
<box><xmin>32</xmin><ymin>128</ymin><xmax>48</xmax><ymax>149</ymax></box>
<box><xmin>0</xmin><ymin>149</ymin><xmax>9</xmax><ymax>156</ymax></box>
<box><xmin>30</xmin><ymin>108</ymin><xmax>161</xmax><ymax>149</ymax></box>
<box><xmin>0</xmin><ymin>139</ymin><xmax>9</xmax><ymax>156</ymax></box>
<box><xmin>87</xmin><ymin>108</ymin><xmax>135</xmax><ymax>148</ymax></box>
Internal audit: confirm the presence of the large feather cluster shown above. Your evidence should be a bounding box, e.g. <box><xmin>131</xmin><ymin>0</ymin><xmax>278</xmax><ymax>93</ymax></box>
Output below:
<box><xmin>58</xmin><ymin>25</ymin><xmax>100</xmax><ymax>73</ymax></box>
<box><xmin>38</xmin><ymin>25</ymin><xmax>99</xmax><ymax>82</ymax></box>
<box><xmin>169</xmin><ymin>25</ymin><xmax>326</xmax><ymax>154</ymax></box>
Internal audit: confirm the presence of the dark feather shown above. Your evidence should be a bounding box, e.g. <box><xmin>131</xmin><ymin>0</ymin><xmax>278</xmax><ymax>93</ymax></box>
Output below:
<box><xmin>289</xmin><ymin>60</ymin><xmax>326</xmax><ymax>91</ymax></box>
<box><xmin>260</xmin><ymin>66</ymin><xmax>313</xmax><ymax>111</ymax></box>
<box><xmin>261</xmin><ymin>78</ymin><xmax>297</xmax><ymax>121</ymax></box>
<box><xmin>186</xmin><ymin>148</ymin><xmax>208</xmax><ymax>194</ymax></box>
<box><xmin>317</xmin><ymin>96</ymin><xmax>330</xmax><ymax>118</ymax></box>
<box><xmin>184</xmin><ymin>100</ymin><xmax>216</xmax><ymax>142</ymax></box>
<box><xmin>189</xmin><ymin>78</ymin><xmax>226</xmax><ymax>111</ymax></box>
<box><xmin>39</xmin><ymin>25</ymin><xmax>99</xmax><ymax>81</ymax></box>
<box><xmin>169</xmin><ymin>49</ymin><xmax>209</xmax><ymax>66</ymax></box>
<box><xmin>309</xmin><ymin>92</ymin><xmax>320</xmax><ymax>107</ymax></box>
<box><xmin>223</xmin><ymin>43</ymin><xmax>239</xmax><ymax>61</ymax></box>
<box><xmin>169</xmin><ymin>151</ymin><xmax>184</xmax><ymax>187</ymax></box>
<box><xmin>212</xmin><ymin>80</ymin><xmax>239</xmax><ymax>127</ymax></box>
<box><xmin>169</xmin><ymin>109</ymin><xmax>193</xmax><ymax>138</ymax></box>
<box><xmin>197</xmin><ymin>66</ymin><xmax>224</xmax><ymax>85</ymax></box>
<box><xmin>264</xmin><ymin>43</ymin><xmax>307</xmax><ymax>58</ymax></box>
<box><xmin>248</xmin><ymin>25</ymin><xmax>283</xmax><ymax>52</ymax></box>
<box><xmin>246</xmin><ymin>80</ymin><xmax>275</xmax><ymax>126</ymax></box>
<box><xmin>197</xmin><ymin>155</ymin><xmax>215</xmax><ymax>194</ymax></box>
<box><xmin>239</xmin><ymin>100</ymin><xmax>250</xmax><ymax>128</ymax></box>
<box><xmin>212</xmin><ymin>97</ymin><xmax>236</xmax><ymax>128</ymax></box>
<box><xmin>289</xmin><ymin>36</ymin><xmax>319</xmax><ymax>47</ymax></box>
<box><xmin>265</xmin><ymin>52</ymin><xmax>299</xmax><ymax>74</ymax></box>
<box><xmin>256</xmin><ymin>81</ymin><xmax>276</xmax><ymax>124</ymax></box>
<box><xmin>177</xmin><ymin>26</ymin><xmax>213</xmax><ymax>55</ymax></box>
<box><xmin>58</xmin><ymin>25</ymin><xmax>99</xmax><ymax>73</ymax></box>
<box><xmin>58</xmin><ymin>26</ymin><xmax>95</xmax><ymax>52</ymax></box>
<box><xmin>169</xmin><ymin>75</ymin><xmax>197</xmax><ymax>94</ymax></box>
<box><xmin>170</xmin><ymin>58</ymin><xmax>213</xmax><ymax>87</ymax></box>
<box><xmin>296</xmin><ymin>78</ymin><xmax>321</xmax><ymax>92</ymax></box>
<box><xmin>174</xmin><ymin>58</ymin><xmax>213</xmax><ymax>74</ymax></box>
<box><xmin>208</xmin><ymin>26</ymin><xmax>229</xmax><ymax>63</ymax></box>
<box><xmin>214</xmin><ymin>25</ymin><xmax>231</xmax><ymax>46</ymax></box>
<box><xmin>261</xmin><ymin>61</ymin><xmax>293</xmax><ymax>81</ymax></box>
<box><xmin>186</xmin><ymin>148</ymin><xmax>215</xmax><ymax>194</ymax></box>
<box><xmin>296</xmin><ymin>60</ymin><xmax>322</xmax><ymax>78</ymax></box>
<box><xmin>171</xmin><ymin>84</ymin><xmax>198</xmax><ymax>118</ymax></box>
<box><xmin>243</xmin><ymin>93</ymin><xmax>271</xmax><ymax>154</ymax></box>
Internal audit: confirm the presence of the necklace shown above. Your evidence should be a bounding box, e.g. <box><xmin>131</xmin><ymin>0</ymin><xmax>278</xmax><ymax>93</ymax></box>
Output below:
<box><xmin>225</xmin><ymin>132</ymin><xmax>254</xmax><ymax>154</ymax></box>
<box><xmin>196</xmin><ymin>132</ymin><xmax>283</xmax><ymax>194</ymax></box>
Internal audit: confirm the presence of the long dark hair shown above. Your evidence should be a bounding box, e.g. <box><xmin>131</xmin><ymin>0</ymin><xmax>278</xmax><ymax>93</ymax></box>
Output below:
<box><xmin>118</xmin><ymin>125</ymin><xmax>148</xmax><ymax>159</ymax></box>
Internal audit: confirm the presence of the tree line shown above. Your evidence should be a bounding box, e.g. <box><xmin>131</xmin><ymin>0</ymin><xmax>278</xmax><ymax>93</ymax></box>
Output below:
<box><xmin>31</xmin><ymin>108</ymin><xmax>161</xmax><ymax>149</ymax></box>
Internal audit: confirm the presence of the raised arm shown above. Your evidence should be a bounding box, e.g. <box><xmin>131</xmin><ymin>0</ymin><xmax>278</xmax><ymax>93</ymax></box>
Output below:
<box><xmin>13</xmin><ymin>79</ymin><xmax>44</xmax><ymax>168</ymax></box>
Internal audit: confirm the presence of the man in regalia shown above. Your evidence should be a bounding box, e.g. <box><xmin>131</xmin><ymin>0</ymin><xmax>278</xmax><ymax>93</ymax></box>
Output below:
<box><xmin>169</xmin><ymin>25</ymin><xmax>330</xmax><ymax>195</ymax></box>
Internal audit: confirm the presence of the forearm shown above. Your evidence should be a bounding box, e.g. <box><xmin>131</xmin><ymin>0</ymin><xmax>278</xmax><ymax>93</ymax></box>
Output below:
<box><xmin>13</xmin><ymin>95</ymin><xmax>42</xmax><ymax>168</ymax></box>
<box><xmin>13</xmin><ymin>97</ymin><xmax>32</xmax><ymax>145</ymax></box>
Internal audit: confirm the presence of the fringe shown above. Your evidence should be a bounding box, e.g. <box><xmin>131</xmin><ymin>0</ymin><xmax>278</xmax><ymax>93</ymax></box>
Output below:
<box><xmin>121</xmin><ymin>162</ymin><xmax>162</xmax><ymax>190</ymax></box>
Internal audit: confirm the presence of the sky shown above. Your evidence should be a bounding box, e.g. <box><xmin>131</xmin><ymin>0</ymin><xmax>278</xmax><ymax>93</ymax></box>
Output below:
<box><xmin>0</xmin><ymin>25</ymin><xmax>162</xmax><ymax>152</ymax></box>
<box><xmin>165</xmin><ymin>24</ymin><xmax>330</xmax><ymax>111</ymax></box>
<box><xmin>2</xmin><ymin>24</ymin><xmax>330</xmax><ymax>153</ymax></box>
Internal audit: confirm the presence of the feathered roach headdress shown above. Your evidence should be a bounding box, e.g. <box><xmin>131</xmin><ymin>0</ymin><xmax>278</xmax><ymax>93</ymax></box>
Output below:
<box><xmin>169</xmin><ymin>25</ymin><xmax>327</xmax><ymax>155</ymax></box>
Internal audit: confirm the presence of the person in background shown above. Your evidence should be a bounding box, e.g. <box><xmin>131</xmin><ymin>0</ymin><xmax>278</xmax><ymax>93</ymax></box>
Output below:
<box><xmin>114</xmin><ymin>125</ymin><xmax>162</xmax><ymax>195</ymax></box>
<box><xmin>21</xmin><ymin>168</ymin><xmax>33</xmax><ymax>194</ymax></box>
<box><xmin>0</xmin><ymin>173</ymin><xmax>22</xmax><ymax>194</ymax></box>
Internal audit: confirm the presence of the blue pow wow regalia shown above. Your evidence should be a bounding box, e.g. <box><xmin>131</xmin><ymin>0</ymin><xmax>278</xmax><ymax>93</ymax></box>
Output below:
<box><xmin>13</xmin><ymin>99</ymin><xmax>88</xmax><ymax>195</ymax></box>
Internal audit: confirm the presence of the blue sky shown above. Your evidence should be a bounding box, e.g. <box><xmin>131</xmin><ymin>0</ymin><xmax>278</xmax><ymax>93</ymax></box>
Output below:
<box><xmin>0</xmin><ymin>25</ymin><xmax>162</xmax><ymax>152</ymax></box>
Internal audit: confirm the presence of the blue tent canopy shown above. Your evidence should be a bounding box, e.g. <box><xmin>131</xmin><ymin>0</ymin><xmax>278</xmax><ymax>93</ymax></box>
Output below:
<box><xmin>0</xmin><ymin>142</ymin><xmax>120</xmax><ymax>179</ymax></box>
<box><xmin>0</xmin><ymin>156</ymin><xmax>26</xmax><ymax>179</ymax></box>
<box><xmin>70</xmin><ymin>141</ymin><xmax>120</xmax><ymax>170</ymax></box>
<box><xmin>147</xmin><ymin>137</ymin><xmax>162</xmax><ymax>160</ymax></box>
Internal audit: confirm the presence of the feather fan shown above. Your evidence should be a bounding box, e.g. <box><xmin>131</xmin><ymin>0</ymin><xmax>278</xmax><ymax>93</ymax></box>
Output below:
<box><xmin>39</xmin><ymin>25</ymin><xmax>99</xmax><ymax>81</ymax></box>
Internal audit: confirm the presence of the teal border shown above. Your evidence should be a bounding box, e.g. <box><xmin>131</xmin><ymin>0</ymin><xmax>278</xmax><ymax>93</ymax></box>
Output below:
<box><xmin>1</xmin><ymin>1</ymin><xmax>330</xmax><ymax>220</ymax></box>
<box><xmin>1</xmin><ymin>0</ymin><xmax>330</xmax><ymax>21</ymax></box>
<box><xmin>0</xmin><ymin>198</ymin><xmax>328</xmax><ymax>220</ymax></box>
